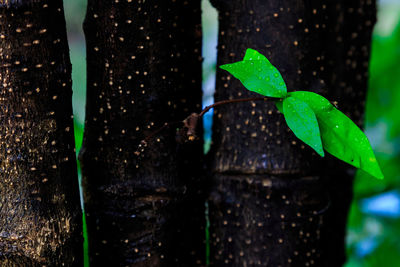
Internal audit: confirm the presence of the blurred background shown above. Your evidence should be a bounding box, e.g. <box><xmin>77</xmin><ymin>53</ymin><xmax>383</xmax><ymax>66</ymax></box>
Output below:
<box><xmin>64</xmin><ymin>0</ymin><xmax>400</xmax><ymax>266</ymax></box>
<box><xmin>345</xmin><ymin>0</ymin><xmax>400</xmax><ymax>266</ymax></box>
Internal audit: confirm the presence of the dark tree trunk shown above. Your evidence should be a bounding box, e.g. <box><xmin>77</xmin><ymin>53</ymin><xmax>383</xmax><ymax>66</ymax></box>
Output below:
<box><xmin>208</xmin><ymin>0</ymin><xmax>375</xmax><ymax>266</ymax></box>
<box><xmin>0</xmin><ymin>0</ymin><xmax>82</xmax><ymax>266</ymax></box>
<box><xmin>80</xmin><ymin>0</ymin><xmax>204</xmax><ymax>266</ymax></box>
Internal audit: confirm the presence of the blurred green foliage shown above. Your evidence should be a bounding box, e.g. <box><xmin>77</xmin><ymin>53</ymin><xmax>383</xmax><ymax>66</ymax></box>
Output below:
<box><xmin>346</xmin><ymin>2</ymin><xmax>400</xmax><ymax>266</ymax></box>
<box><xmin>64</xmin><ymin>0</ymin><xmax>86</xmax><ymax>151</ymax></box>
<box><xmin>64</xmin><ymin>1</ymin><xmax>88</xmax><ymax>265</ymax></box>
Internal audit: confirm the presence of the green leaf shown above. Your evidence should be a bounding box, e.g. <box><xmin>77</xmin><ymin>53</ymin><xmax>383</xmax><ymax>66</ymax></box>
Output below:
<box><xmin>275</xmin><ymin>100</ymin><xmax>283</xmax><ymax>113</ymax></box>
<box><xmin>243</xmin><ymin>48</ymin><xmax>268</xmax><ymax>61</ymax></box>
<box><xmin>290</xmin><ymin>91</ymin><xmax>384</xmax><ymax>179</ymax></box>
<box><xmin>219</xmin><ymin>49</ymin><xmax>287</xmax><ymax>98</ymax></box>
<box><xmin>282</xmin><ymin>97</ymin><xmax>324</xmax><ymax>156</ymax></box>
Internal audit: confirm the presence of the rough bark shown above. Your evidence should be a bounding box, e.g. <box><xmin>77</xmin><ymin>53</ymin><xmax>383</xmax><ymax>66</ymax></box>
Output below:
<box><xmin>0</xmin><ymin>0</ymin><xmax>82</xmax><ymax>266</ymax></box>
<box><xmin>80</xmin><ymin>0</ymin><xmax>204</xmax><ymax>266</ymax></box>
<box><xmin>208</xmin><ymin>0</ymin><xmax>375</xmax><ymax>266</ymax></box>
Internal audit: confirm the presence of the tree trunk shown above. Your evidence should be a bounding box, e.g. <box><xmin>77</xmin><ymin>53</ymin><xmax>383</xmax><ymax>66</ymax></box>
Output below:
<box><xmin>80</xmin><ymin>0</ymin><xmax>204</xmax><ymax>266</ymax></box>
<box><xmin>0</xmin><ymin>0</ymin><xmax>82</xmax><ymax>266</ymax></box>
<box><xmin>208</xmin><ymin>0</ymin><xmax>375</xmax><ymax>266</ymax></box>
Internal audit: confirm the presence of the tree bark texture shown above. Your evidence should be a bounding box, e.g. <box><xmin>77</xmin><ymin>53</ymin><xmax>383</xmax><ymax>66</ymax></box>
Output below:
<box><xmin>0</xmin><ymin>0</ymin><xmax>82</xmax><ymax>266</ymax></box>
<box><xmin>80</xmin><ymin>0</ymin><xmax>204</xmax><ymax>266</ymax></box>
<box><xmin>208</xmin><ymin>0</ymin><xmax>375</xmax><ymax>266</ymax></box>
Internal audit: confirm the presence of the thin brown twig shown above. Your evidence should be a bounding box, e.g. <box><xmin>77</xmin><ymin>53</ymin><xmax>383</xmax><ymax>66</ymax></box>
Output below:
<box><xmin>136</xmin><ymin>96</ymin><xmax>273</xmax><ymax>154</ymax></box>
<box><xmin>198</xmin><ymin>96</ymin><xmax>270</xmax><ymax>117</ymax></box>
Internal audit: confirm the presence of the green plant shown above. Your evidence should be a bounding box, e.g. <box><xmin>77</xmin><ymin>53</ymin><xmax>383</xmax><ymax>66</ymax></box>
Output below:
<box><xmin>220</xmin><ymin>48</ymin><xmax>383</xmax><ymax>179</ymax></box>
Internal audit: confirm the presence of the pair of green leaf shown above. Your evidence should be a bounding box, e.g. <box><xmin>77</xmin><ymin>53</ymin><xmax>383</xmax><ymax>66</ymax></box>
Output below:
<box><xmin>219</xmin><ymin>48</ymin><xmax>384</xmax><ymax>179</ymax></box>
